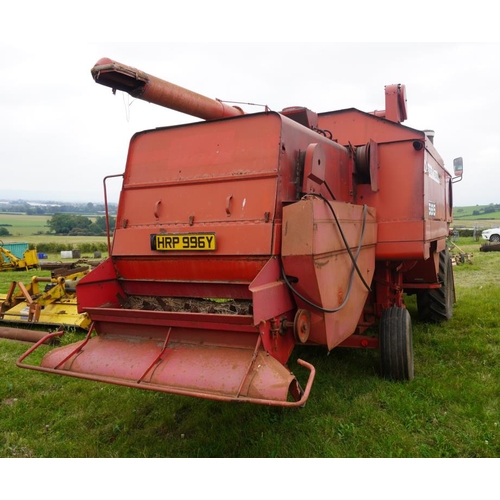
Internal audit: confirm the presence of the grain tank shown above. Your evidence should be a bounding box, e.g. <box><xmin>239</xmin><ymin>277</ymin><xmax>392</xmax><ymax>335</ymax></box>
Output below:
<box><xmin>18</xmin><ymin>58</ymin><xmax>463</xmax><ymax>406</ymax></box>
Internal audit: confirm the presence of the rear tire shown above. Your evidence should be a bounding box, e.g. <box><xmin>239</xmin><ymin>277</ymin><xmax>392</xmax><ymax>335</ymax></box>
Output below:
<box><xmin>417</xmin><ymin>248</ymin><xmax>455</xmax><ymax>322</ymax></box>
<box><xmin>380</xmin><ymin>307</ymin><xmax>414</xmax><ymax>381</ymax></box>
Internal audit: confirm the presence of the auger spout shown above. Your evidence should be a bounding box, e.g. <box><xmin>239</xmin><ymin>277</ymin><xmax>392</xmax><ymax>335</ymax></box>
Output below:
<box><xmin>91</xmin><ymin>57</ymin><xmax>245</xmax><ymax>120</ymax></box>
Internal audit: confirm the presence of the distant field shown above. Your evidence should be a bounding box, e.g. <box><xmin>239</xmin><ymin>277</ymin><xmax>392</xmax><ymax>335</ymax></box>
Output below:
<box><xmin>0</xmin><ymin>214</ymin><xmax>49</xmax><ymax>238</ymax></box>
<box><xmin>0</xmin><ymin>214</ymin><xmax>107</xmax><ymax>246</ymax></box>
<box><xmin>2</xmin><ymin>209</ymin><xmax>498</xmax><ymax>240</ymax></box>
<box><xmin>453</xmin><ymin>205</ymin><xmax>500</xmax><ymax>224</ymax></box>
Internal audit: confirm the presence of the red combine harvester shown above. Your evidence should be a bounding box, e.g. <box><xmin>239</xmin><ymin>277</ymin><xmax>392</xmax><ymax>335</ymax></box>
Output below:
<box><xmin>18</xmin><ymin>58</ymin><xmax>463</xmax><ymax>407</ymax></box>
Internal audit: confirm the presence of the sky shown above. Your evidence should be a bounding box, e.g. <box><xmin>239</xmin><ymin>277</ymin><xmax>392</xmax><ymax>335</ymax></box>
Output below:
<box><xmin>1</xmin><ymin>6</ymin><xmax>499</xmax><ymax>208</ymax></box>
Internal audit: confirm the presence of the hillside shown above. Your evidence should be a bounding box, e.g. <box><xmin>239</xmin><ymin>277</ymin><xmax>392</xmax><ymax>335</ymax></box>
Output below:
<box><xmin>453</xmin><ymin>204</ymin><xmax>500</xmax><ymax>222</ymax></box>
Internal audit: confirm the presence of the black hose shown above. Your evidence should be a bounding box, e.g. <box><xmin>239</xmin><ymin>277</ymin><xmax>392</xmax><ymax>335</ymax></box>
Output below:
<box><xmin>282</xmin><ymin>194</ymin><xmax>371</xmax><ymax>313</ymax></box>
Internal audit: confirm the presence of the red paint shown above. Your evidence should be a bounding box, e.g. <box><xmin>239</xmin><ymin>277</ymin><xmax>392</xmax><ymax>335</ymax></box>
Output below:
<box><xmin>17</xmin><ymin>61</ymin><xmax>455</xmax><ymax>406</ymax></box>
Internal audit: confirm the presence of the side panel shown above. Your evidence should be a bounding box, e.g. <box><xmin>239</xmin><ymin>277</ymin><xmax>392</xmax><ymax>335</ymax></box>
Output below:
<box><xmin>282</xmin><ymin>198</ymin><xmax>377</xmax><ymax>350</ymax></box>
<box><xmin>319</xmin><ymin>110</ymin><xmax>452</xmax><ymax>260</ymax></box>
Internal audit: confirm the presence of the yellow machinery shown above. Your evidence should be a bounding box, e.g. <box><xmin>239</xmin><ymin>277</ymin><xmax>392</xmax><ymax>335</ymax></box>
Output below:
<box><xmin>0</xmin><ymin>242</ymin><xmax>39</xmax><ymax>272</ymax></box>
<box><xmin>0</xmin><ymin>268</ymin><xmax>91</xmax><ymax>330</ymax></box>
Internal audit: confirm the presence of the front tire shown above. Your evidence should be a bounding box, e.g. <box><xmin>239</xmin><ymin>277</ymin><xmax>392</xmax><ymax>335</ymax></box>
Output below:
<box><xmin>417</xmin><ymin>248</ymin><xmax>455</xmax><ymax>322</ymax></box>
<box><xmin>490</xmin><ymin>234</ymin><xmax>500</xmax><ymax>243</ymax></box>
<box><xmin>380</xmin><ymin>307</ymin><xmax>414</xmax><ymax>381</ymax></box>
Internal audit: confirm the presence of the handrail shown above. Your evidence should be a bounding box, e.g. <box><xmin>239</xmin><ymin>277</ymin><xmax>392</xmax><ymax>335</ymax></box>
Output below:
<box><xmin>103</xmin><ymin>173</ymin><xmax>124</xmax><ymax>254</ymax></box>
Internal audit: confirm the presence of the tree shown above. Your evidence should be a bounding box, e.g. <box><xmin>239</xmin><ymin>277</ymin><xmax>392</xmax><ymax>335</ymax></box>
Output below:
<box><xmin>47</xmin><ymin>213</ymin><xmax>93</xmax><ymax>234</ymax></box>
<box><xmin>87</xmin><ymin>216</ymin><xmax>116</xmax><ymax>235</ymax></box>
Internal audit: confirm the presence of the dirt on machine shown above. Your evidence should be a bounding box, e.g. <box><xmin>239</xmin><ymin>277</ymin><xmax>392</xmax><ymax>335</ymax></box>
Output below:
<box><xmin>18</xmin><ymin>58</ymin><xmax>463</xmax><ymax>407</ymax></box>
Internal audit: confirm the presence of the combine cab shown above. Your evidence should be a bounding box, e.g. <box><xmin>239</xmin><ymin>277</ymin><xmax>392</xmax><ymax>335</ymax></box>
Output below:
<box><xmin>18</xmin><ymin>58</ymin><xmax>462</xmax><ymax>406</ymax></box>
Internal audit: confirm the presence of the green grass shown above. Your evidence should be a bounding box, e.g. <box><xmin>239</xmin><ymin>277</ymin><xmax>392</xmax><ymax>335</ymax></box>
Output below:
<box><xmin>0</xmin><ymin>256</ymin><xmax>105</xmax><ymax>293</ymax></box>
<box><xmin>0</xmin><ymin>237</ymin><xmax>499</xmax><ymax>458</ymax></box>
<box><xmin>0</xmin><ymin>269</ymin><xmax>52</xmax><ymax>294</ymax></box>
<box><xmin>0</xmin><ymin>213</ymin><xmax>49</xmax><ymax>237</ymax></box>
<box><xmin>453</xmin><ymin>205</ymin><xmax>500</xmax><ymax>222</ymax></box>
<box><xmin>0</xmin><ymin>213</ymin><xmax>108</xmax><ymax>247</ymax></box>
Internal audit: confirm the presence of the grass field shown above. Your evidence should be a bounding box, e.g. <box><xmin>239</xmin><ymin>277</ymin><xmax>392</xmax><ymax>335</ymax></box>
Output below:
<box><xmin>0</xmin><ymin>237</ymin><xmax>499</xmax><ymax>460</ymax></box>
<box><xmin>453</xmin><ymin>205</ymin><xmax>500</xmax><ymax>224</ymax></box>
<box><xmin>0</xmin><ymin>214</ymin><xmax>50</xmax><ymax>238</ymax></box>
<box><xmin>0</xmin><ymin>213</ymin><xmax>108</xmax><ymax>247</ymax></box>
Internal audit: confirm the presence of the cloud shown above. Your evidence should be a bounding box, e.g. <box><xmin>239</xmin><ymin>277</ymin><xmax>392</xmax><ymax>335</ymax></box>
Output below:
<box><xmin>1</xmin><ymin>41</ymin><xmax>499</xmax><ymax>207</ymax></box>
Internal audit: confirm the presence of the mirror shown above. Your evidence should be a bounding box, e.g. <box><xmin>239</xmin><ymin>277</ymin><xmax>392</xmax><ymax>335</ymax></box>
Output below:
<box><xmin>452</xmin><ymin>157</ymin><xmax>463</xmax><ymax>183</ymax></box>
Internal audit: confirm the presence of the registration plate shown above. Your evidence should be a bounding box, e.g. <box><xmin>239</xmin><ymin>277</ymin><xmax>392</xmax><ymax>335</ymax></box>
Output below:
<box><xmin>151</xmin><ymin>233</ymin><xmax>216</xmax><ymax>251</ymax></box>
